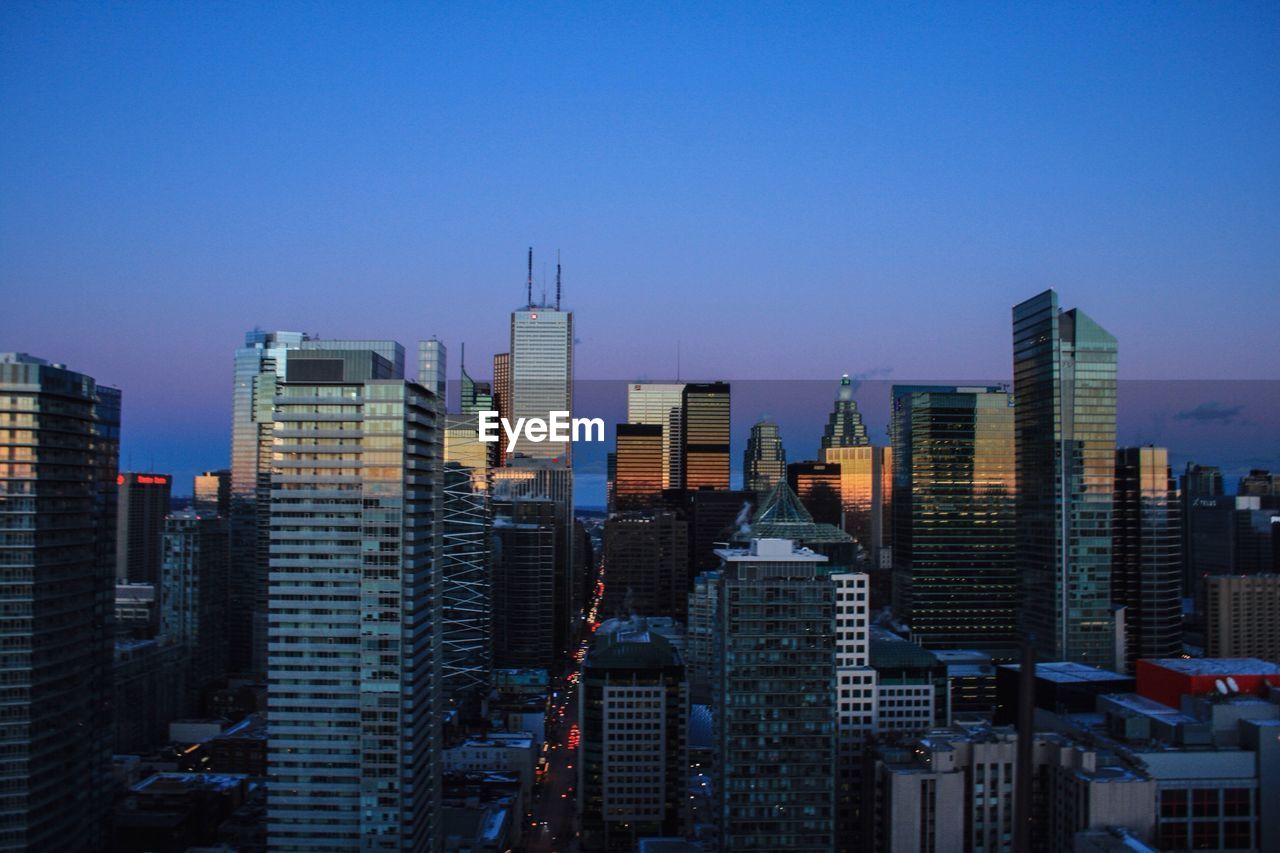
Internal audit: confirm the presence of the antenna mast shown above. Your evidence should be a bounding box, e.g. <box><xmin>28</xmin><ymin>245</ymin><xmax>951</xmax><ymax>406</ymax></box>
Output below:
<box><xmin>556</xmin><ymin>250</ymin><xmax>562</xmax><ymax>310</ymax></box>
<box><xmin>526</xmin><ymin>247</ymin><xmax>533</xmax><ymax>307</ymax></box>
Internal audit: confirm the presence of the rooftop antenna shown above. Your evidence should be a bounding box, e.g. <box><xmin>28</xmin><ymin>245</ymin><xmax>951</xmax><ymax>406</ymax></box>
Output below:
<box><xmin>555</xmin><ymin>250</ymin><xmax>562</xmax><ymax>311</ymax></box>
<box><xmin>460</xmin><ymin>342</ymin><xmax>465</xmax><ymax>375</ymax></box>
<box><xmin>526</xmin><ymin>247</ymin><xmax>533</xmax><ymax>307</ymax></box>
<box><xmin>541</xmin><ymin>262</ymin><xmax>547</xmax><ymax>307</ymax></box>
<box><xmin>676</xmin><ymin>339</ymin><xmax>681</xmax><ymax>381</ymax></box>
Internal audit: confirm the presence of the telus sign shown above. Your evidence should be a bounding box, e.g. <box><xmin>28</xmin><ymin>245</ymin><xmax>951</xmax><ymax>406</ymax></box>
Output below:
<box><xmin>478</xmin><ymin>411</ymin><xmax>605</xmax><ymax>453</ymax></box>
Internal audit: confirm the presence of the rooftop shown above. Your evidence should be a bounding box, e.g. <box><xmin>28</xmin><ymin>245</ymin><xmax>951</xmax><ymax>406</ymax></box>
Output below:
<box><xmin>1144</xmin><ymin>657</ymin><xmax>1280</xmax><ymax>677</ymax></box>
<box><xmin>1001</xmin><ymin>661</ymin><xmax>1131</xmax><ymax>684</ymax></box>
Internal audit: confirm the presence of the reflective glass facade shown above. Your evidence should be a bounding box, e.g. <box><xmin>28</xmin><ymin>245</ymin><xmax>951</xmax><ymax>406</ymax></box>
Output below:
<box><xmin>890</xmin><ymin>386</ymin><xmax>1017</xmax><ymax>657</ymax></box>
<box><xmin>819</xmin><ymin>445</ymin><xmax>892</xmax><ymax>563</ymax></box>
<box><xmin>510</xmin><ymin>307</ymin><xmax>573</xmax><ymax>461</ymax></box>
<box><xmin>266</xmin><ymin>352</ymin><xmax>441</xmax><ymax>851</ymax></box>
<box><xmin>680</xmin><ymin>382</ymin><xmax>730</xmax><ymax>491</ymax></box>
<box><xmin>820</xmin><ymin>374</ymin><xmax>870</xmax><ymax>448</ymax></box>
<box><xmin>1113</xmin><ymin>447</ymin><xmax>1182</xmax><ymax>670</ymax></box>
<box><xmin>612</xmin><ymin>423</ymin><xmax>664</xmax><ymax>512</ymax></box>
<box><xmin>0</xmin><ymin>353</ymin><xmax>116</xmax><ymax>850</ymax></box>
<box><xmin>628</xmin><ymin>383</ymin><xmax>686</xmax><ymax>489</ymax></box>
<box><xmin>744</xmin><ymin>419</ymin><xmax>786</xmax><ymax>495</ymax></box>
<box><xmin>442</xmin><ymin>413</ymin><xmax>492</xmax><ymax>702</ymax></box>
<box><xmin>1013</xmin><ymin>290</ymin><xmax>1117</xmax><ymax>667</ymax></box>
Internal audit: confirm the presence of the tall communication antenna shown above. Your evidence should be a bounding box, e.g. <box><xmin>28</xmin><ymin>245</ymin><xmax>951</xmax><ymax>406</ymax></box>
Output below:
<box><xmin>526</xmin><ymin>247</ymin><xmax>533</xmax><ymax>307</ymax></box>
<box><xmin>556</xmin><ymin>250</ymin><xmax>562</xmax><ymax>310</ymax></box>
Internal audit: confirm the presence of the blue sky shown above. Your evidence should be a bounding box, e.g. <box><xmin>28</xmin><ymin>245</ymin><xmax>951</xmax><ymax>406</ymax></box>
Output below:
<box><xmin>2</xmin><ymin>3</ymin><xmax>1277</xmax><ymax>497</ymax></box>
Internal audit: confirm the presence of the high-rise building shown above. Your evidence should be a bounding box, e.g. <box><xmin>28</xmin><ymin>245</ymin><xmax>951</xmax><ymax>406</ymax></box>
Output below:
<box><xmin>0</xmin><ymin>353</ymin><xmax>118</xmax><ymax>849</ymax></box>
<box><xmin>193</xmin><ymin>468</ymin><xmax>230</xmax><ymax>515</ymax></box>
<box><xmin>820</xmin><ymin>444</ymin><xmax>892</xmax><ymax>566</ymax></box>
<box><xmin>230</xmin><ymin>330</ymin><xmax>404</xmax><ymax>677</ymax></box>
<box><xmin>457</xmin><ymin>347</ymin><xmax>494</xmax><ymax>415</ymax></box>
<box><xmin>680</xmin><ymin>382</ymin><xmax>730</xmax><ymax>491</ymax></box>
<box><xmin>1239</xmin><ymin>468</ymin><xmax>1280</xmax><ymax>497</ymax></box>
<box><xmin>821</xmin><ymin>374</ymin><xmax>870</xmax><ymax>449</ymax></box>
<box><xmin>1181</xmin><ymin>462</ymin><xmax>1225</xmax><ymax>598</ymax></box>
<box><xmin>491</xmin><ymin>497</ymin><xmax>559</xmax><ymax>670</ymax></box>
<box><xmin>709</xmin><ymin>538</ymin><xmax>837</xmax><ymax>851</ymax></box>
<box><xmin>628</xmin><ymin>383</ymin><xmax>685</xmax><ymax>489</ymax></box>
<box><xmin>890</xmin><ymin>385</ymin><xmax>1017</xmax><ymax>658</ymax></box>
<box><xmin>1113</xmin><ymin>447</ymin><xmax>1183</xmax><ymax>671</ymax></box>
<box><xmin>441</xmin><ymin>410</ymin><xmax>492</xmax><ymax>703</ymax></box>
<box><xmin>508</xmin><ymin>251</ymin><xmax>573</xmax><ymax>462</ymax></box>
<box><xmin>1204</xmin><ymin>575</ymin><xmax>1280</xmax><ymax>662</ymax></box>
<box><xmin>787</xmin><ymin>461</ymin><xmax>843</xmax><ymax>528</ymax></box>
<box><xmin>266</xmin><ymin>347</ymin><xmax>442</xmax><ymax>851</ymax></box>
<box><xmin>417</xmin><ymin>337</ymin><xmax>447</xmax><ymax>398</ymax></box>
<box><xmin>743</xmin><ymin>419</ymin><xmax>785</xmax><ymax>496</ymax></box>
<box><xmin>161</xmin><ymin>510</ymin><xmax>229</xmax><ymax>710</ymax></box>
<box><xmin>601</xmin><ymin>511</ymin><xmax>689</xmax><ymax>620</ymax></box>
<box><xmin>116</xmin><ymin>471</ymin><xmax>172</xmax><ymax>585</ymax></box>
<box><xmin>611</xmin><ymin>423</ymin><xmax>664</xmax><ymax>513</ymax></box>
<box><xmin>579</xmin><ymin>617</ymin><xmax>688</xmax><ymax>851</ymax></box>
<box><xmin>1013</xmin><ymin>290</ymin><xmax>1118</xmax><ymax>668</ymax></box>
<box><xmin>492</xmin><ymin>352</ymin><xmax>511</xmax><ymax>437</ymax></box>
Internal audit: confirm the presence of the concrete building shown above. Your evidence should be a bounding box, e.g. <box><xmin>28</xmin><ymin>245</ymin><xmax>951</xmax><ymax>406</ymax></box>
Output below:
<box><xmin>1205</xmin><ymin>575</ymin><xmax>1280</xmax><ymax>663</ymax></box>
<box><xmin>265</xmin><ymin>347</ymin><xmax>442</xmax><ymax>851</ymax></box>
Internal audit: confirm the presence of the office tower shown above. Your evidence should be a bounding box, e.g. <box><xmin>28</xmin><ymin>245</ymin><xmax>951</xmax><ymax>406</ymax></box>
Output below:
<box><xmin>491</xmin><ymin>497</ymin><xmax>559</xmax><ymax>670</ymax></box>
<box><xmin>709</xmin><ymin>539</ymin><xmax>837</xmax><ymax>851</ymax></box>
<box><xmin>492</xmin><ymin>353</ymin><xmax>511</xmax><ymax>432</ymax></box>
<box><xmin>1239</xmin><ymin>469</ymin><xmax>1279</xmax><ymax>497</ymax></box>
<box><xmin>1013</xmin><ymin>290</ymin><xmax>1118</xmax><ymax>668</ymax></box>
<box><xmin>1182</xmin><ymin>462</ymin><xmax>1224</xmax><ymax>497</ymax></box>
<box><xmin>458</xmin><ymin>348</ymin><xmax>494</xmax><ymax>415</ymax></box>
<box><xmin>743</xmin><ymin>418</ymin><xmax>785</xmax><ymax>495</ymax></box>
<box><xmin>441</xmin><ymin>411</ymin><xmax>492</xmax><ymax>703</ymax></box>
<box><xmin>116</xmin><ymin>471</ymin><xmax>172</xmax><ymax>585</ymax></box>
<box><xmin>579</xmin><ymin>618</ymin><xmax>688</xmax><ymax>850</ymax></box>
<box><xmin>821</xmin><ymin>373</ymin><xmax>870</xmax><ymax>449</ymax></box>
<box><xmin>1204</xmin><ymin>575</ymin><xmax>1280</xmax><ymax>662</ymax></box>
<box><xmin>1181</xmin><ymin>462</ymin><xmax>1224</xmax><ymax>598</ymax></box>
<box><xmin>193</xmin><ymin>468</ymin><xmax>230</xmax><ymax>515</ymax></box>
<box><xmin>0</xmin><ymin>353</ymin><xmax>118</xmax><ymax>849</ymax></box>
<box><xmin>890</xmin><ymin>386</ymin><xmax>1017</xmax><ymax>658</ymax></box>
<box><xmin>508</xmin><ymin>251</ymin><xmax>573</xmax><ymax>461</ymax></box>
<box><xmin>493</xmin><ymin>457</ymin><xmax>576</xmax><ymax>656</ymax></box>
<box><xmin>417</xmin><ymin>337</ymin><xmax>447</xmax><ymax>398</ymax></box>
<box><xmin>601</xmin><ymin>511</ymin><xmax>689</xmax><ymax>620</ymax></box>
<box><xmin>1113</xmin><ymin>447</ymin><xmax>1183</xmax><ymax>671</ymax></box>
<box><xmin>230</xmin><ymin>330</ymin><xmax>403</xmax><ymax>678</ymax></box>
<box><xmin>680</xmin><ymin>382</ymin><xmax>730</xmax><ymax>491</ymax></box>
<box><xmin>681</xmin><ymin>488</ymin><xmax>753</xmax><ymax>576</ymax></box>
<box><xmin>787</xmin><ymin>461</ymin><xmax>843</xmax><ymax>527</ymax></box>
<box><xmin>611</xmin><ymin>423</ymin><xmax>664</xmax><ymax>512</ymax></box>
<box><xmin>628</xmin><ymin>382</ymin><xmax>686</xmax><ymax>489</ymax></box>
<box><xmin>161</xmin><ymin>510</ymin><xmax>230</xmax><ymax>710</ymax></box>
<box><xmin>821</xmin><ymin>444</ymin><xmax>892</xmax><ymax>565</ymax></box>
<box><xmin>266</xmin><ymin>348</ymin><xmax>442</xmax><ymax>851</ymax></box>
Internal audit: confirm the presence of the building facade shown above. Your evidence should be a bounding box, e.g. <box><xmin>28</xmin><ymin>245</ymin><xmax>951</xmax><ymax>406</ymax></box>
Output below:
<box><xmin>116</xmin><ymin>471</ymin><xmax>173</xmax><ymax>584</ymax></box>
<box><xmin>743</xmin><ymin>419</ymin><xmax>786</xmax><ymax>496</ymax></box>
<box><xmin>1013</xmin><ymin>290</ymin><xmax>1118</xmax><ymax>668</ymax></box>
<box><xmin>680</xmin><ymin>383</ymin><xmax>730</xmax><ymax>491</ymax></box>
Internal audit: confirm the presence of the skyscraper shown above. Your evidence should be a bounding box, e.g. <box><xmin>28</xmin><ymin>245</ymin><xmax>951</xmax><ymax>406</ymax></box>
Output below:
<box><xmin>820</xmin><ymin>374</ymin><xmax>870</xmax><ymax>449</ymax></box>
<box><xmin>417</xmin><ymin>337</ymin><xmax>447</xmax><ymax>398</ymax></box>
<box><xmin>611</xmin><ymin>423</ymin><xmax>664</xmax><ymax>512</ymax></box>
<box><xmin>116</xmin><ymin>471</ymin><xmax>172</xmax><ymax>585</ymax></box>
<box><xmin>680</xmin><ymin>382</ymin><xmax>730</xmax><ymax>491</ymax></box>
<box><xmin>491</xmin><ymin>497</ymin><xmax>559</xmax><ymax>670</ymax></box>
<box><xmin>508</xmin><ymin>250</ymin><xmax>573</xmax><ymax>461</ymax></box>
<box><xmin>787</xmin><ymin>461</ymin><xmax>844</xmax><ymax>528</ymax></box>
<box><xmin>193</xmin><ymin>468</ymin><xmax>231</xmax><ymax>516</ymax></box>
<box><xmin>1013</xmin><ymin>290</ymin><xmax>1118</xmax><ymax>667</ymax></box>
<box><xmin>627</xmin><ymin>382</ymin><xmax>686</xmax><ymax>489</ymax></box>
<box><xmin>266</xmin><ymin>348</ymin><xmax>442</xmax><ymax>851</ymax></box>
<box><xmin>601</xmin><ymin>511</ymin><xmax>689</xmax><ymax>620</ymax></box>
<box><xmin>890</xmin><ymin>385</ymin><xmax>1017</xmax><ymax>658</ymax></box>
<box><xmin>229</xmin><ymin>330</ymin><xmax>403</xmax><ymax>677</ymax></box>
<box><xmin>161</xmin><ymin>510</ymin><xmax>230</xmax><ymax>711</ymax></box>
<box><xmin>1113</xmin><ymin>447</ymin><xmax>1183</xmax><ymax>671</ymax></box>
<box><xmin>579</xmin><ymin>618</ymin><xmax>688</xmax><ymax>850</ymax></box>
<box><xmin>708</xmin><ymin>538</ymin><xmax>837</xmax><ymax>850</ymax></box>
<box><xmin>492</xmin><ymin>352</ymin><xmax>511</xmax><ymax>437</ymax></box>
<box><xmin>0</xmin><ymin>353</ymin><xmax>118</xmax><ymax>849</ymax></box>
<box><xmin>820</xmin><ymin>445</ymin><xmax>892</xmax><ymax>565</ymax></box>
<box><xmin>743</xmin><ymin>418</ymin><xmax>785</xmax><ymax>495</ymax></box>
<box><xmin>441</xmin><ymin>410</ymin><xmax>492</xmax><ymax>703</ymax></box>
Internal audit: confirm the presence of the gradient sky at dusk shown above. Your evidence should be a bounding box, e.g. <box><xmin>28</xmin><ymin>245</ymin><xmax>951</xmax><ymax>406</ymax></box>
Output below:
<box><xmin>2</xmin><ymin>3</ymin><xmax>1277</xmax><ymax>499</ymax></box>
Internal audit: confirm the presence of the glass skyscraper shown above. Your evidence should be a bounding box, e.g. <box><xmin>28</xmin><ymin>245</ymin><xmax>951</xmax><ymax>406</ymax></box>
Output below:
<box><xmin>509</xmin><ymin>301</ymin><xmax>573</xmax><ymax>462</ymax></box>
<box><xmin>442</xmin><ymin>411</ymin><xmax>492</xmax><ymax>703</ymax></box>
<box><xmin>820</xmin><ymin>374</ymin><xmax>870</xmax><ymax>449</ymax></box>
<box><xmin>680</xmin><ymin>382</ymin><xmax>730</xmax><ymax>491</ymax></box>
<box><xmin>743</xmin><ymin>418</ymin><xmax>786</xmax><ymax>495</ymax></box>
<box><xmin>611</xmin><ymin>423</ymin><xmax>664</xmax><ymax>512</ymax></box>
<box><xmin>890</xmin><ymin>385</ymin><xmax>1017</xmax><ymax>658</ymax></box>
<box><xmin>0</xmin><ymin>353</ymin><xmax>118</xmax><ymax>850</ymax></box>
<box><xmin>1113</xmin><ymin>446</ymin><xmax>1182</xmax><ymax>671</ymax></box>
<box><xmin>266</xmin><ymin>348</ymin><xmax>441</xmax><ymax>851</ymax></box>
<box><xmin>628</xmin><ymin>382</ymin><xmax>686</xmax><ymax>489</ymax></box>
<box><xmin>1013</xmin><ymin>290</ymin><xmax>1118</xmax><ymax>668</ymax></box>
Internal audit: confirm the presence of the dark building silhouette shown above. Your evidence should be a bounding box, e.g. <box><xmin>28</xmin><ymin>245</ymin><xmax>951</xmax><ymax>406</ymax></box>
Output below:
<box><xmin>601</xmin><ymin>511</ymin><xmax>689</xmax><ymax>620</ymax></box>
